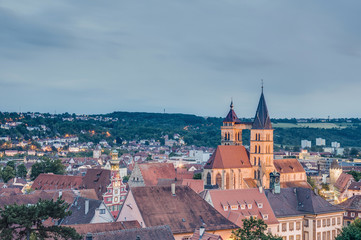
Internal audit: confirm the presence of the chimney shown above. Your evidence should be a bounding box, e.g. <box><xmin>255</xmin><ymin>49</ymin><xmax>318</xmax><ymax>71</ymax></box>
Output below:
<box><xmin>171</xmin><ymin>183</ymin><xmax>176</xmax><ymax>196</ymax></box>
<box><xmin>59</xmin><ymin>190</ymin><xmax>62</xmax><ymax>199</ymax></box>
<box><xmin>199</xmin><ymin>226</ymin><xmax>205</xmax><ymax>238</ymax></box>
<box><xmin>85</xmin><ymin>199</ymin><xmax>89</xmax><ymax>215</ymax></box>
<box><xmin>259</xmin><ymin>186</ymin><xmax>263</xmax><ymax>194</ymax></box>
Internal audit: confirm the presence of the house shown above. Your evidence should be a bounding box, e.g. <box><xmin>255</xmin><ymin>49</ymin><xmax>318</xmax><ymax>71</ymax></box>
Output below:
<box><xmin>60</xmin><ymin>197</ymin><xmax>114</xmax><ymax>225</ymax></box>
<box><xmin>83</xmin><ymin>169</ymin><xmax>111</xmax><ymax>199</ymax></box>
<box><xmin>265</xmin><ymin>187</ymin><xmax>344</xmax><ymax>240</ymax></box>
<box><xmin>31</xmin><ymin>173</ymin><xmax>84</xmax><ymax>191</ymax></box>
<box><xmin>334</xmin><ymin>173</ymin><xmax>354</xmax><ymax>202</ymax></box>
<box><xmin>337</xmin><ymin>195</ymin><xmax>361</xmax><ymax>226</ymax></box>
<box><xmin>117</xmin><ymin>185</ymin><xmax>238</xmax><ymax>240</ymax></box>
<box><xmin>345</xmin><ymin>181</ymin><xmax>361</xmax><ymax>198</ymax></box>
<box><xmin>203</xmin><ymin>188</ymin><xmax>279</xmax><ymax>235</ymax></box>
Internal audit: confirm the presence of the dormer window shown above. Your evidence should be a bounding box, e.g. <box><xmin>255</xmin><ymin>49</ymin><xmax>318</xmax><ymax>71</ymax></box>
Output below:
<box><xmin>223</xmin><ymin>205</ymin><xmax>228</xmax><ymax>211</ymax></box>
<box><xmin>231</xmin><ymin>205</ymin><xmax>238</xmax><ymax>210</ymax></box>
<box><xmin>263</xmin><ymin>214</ymin><xmax>268</xmax><ymax>220</ymax></box>
<box><xmin>258</xmin><ymin>203</ymin><xmax>263</xmax><ymax>208</ymax></box>
<box><xmin>248</xmin><ymin>204</ymin><xmax>252</xmax><ymax>209</ymax></box>
<box><xmin>241</xmin><ymin>204</ymin><xmax>246</xmax><ymax>210</ymax></box>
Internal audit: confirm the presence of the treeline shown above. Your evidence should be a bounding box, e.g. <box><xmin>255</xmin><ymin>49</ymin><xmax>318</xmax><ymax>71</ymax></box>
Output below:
<box><xmin>0</xmin><ymin>112</ymin><xmax>361</xmax><ymax>148</ymax></box>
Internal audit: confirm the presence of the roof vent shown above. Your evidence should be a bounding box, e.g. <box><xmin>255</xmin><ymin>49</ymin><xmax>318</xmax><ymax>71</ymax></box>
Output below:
<box><xmin>182</xmin><ymin>218</ymin><xmax>186</xmax><ymax>222</ymax></box>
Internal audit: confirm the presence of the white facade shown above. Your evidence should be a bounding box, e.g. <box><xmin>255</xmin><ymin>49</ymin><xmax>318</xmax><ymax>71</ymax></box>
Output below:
<box><xmin>331</xmin><ymin>142</ymin><xmax>340</xmax><ymax>148</ymax></box>
<box><xmin>316</xmin><ymin>138</ymin><xmax>326</xmax><ymax>146</ymax></box>
<box><xmin>301</xmin><ymin>140</ymin><xmax>312</xmax><ymax>149</ymax></box>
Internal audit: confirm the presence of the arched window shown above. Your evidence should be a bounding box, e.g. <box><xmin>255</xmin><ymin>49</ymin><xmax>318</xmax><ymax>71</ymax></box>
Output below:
<box><xmin>206</xmin><ymin>172</ymin><xmax>211</xmax><ymax>185</ymax></box>
<box><xmin>254</xmin><ymin>170</ymin><xmax>257</xmax><ymax>179</ymax></box>
<box><xmin>226</xmin><ymin>173</ymin><xmax>230</xmax><ymax>190</ymax></box>
<box><xmin>258</xmin><ymin>146</ymin><xmax>261</xmax><ymax>153</ymax></box>
<box><xmin>216</xmin><ymin>173</ymin><xmax>222</xmax><ymax>188</ymax></box>
<box><xmin>254</xmin><ymin>157</ymin><xmax>256</xmax><ymax>166</ymax></box>
<box><xmin>258</xmin><ymin>170</ymin><xmax>261</xmax><ymax>180</ymax></box>
<box><xmin>258</xmin><ymin>157</ymin><xmax>261</xmax><ymax>166</ymax></box>
<box><xmin>255</xmin><ymin>145</ymin><xmax>258</xmax><ymax>153</ymax></box>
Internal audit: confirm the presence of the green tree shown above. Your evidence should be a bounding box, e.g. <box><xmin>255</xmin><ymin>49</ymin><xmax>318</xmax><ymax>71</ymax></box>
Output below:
<box><xmin>193</xmin><ymin>173</ymin><xmax>202</xmax><ymax>179</ymax></box>
<box><xmin>30</xmin><ymin>158</ymin><xmax>65</xmax><ymax>180</ymax></box>
<box><xmin>307</xmin><ymin>176</ymin><xmax>316</xmax><ymax>190</ymax></box>
<box><xmin>6</xmin><ymin>161</ymin><xmax>16</xmax><ymax>171</ymax></box>
<box><xmin>1</xmin><ymin>166</ymin><xmax>15</xmax><ymax>183</ymax></box>
<box><xmin>232</xmin><ymin>217</ymin><xmax>282</xmax><ymax>240</ymax></box>
<box><xmin>17</xmin><ymin>164</ymin><xmax>28</xmax><ymax>178</ymax></box>
<box><xmin>347</xmin><ymin>171</ymin><xmax>361</xmax><ymax>182</ymax></box>
<box><xmin>0</xmin><ymin>197</ymin><xmax>81</xmax><ymax>240</ymax></box>
<box><xmin>336</xmin><ymin>218</ymin><xmax>361</xmax><ymax>240</ymax></box>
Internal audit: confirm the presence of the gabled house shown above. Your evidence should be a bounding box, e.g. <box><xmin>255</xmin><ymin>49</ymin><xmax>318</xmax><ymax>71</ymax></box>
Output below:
<box><xmin>117</xmin><ymin>185</ymin><xmax>238</xmax><ymax>240</ymax></box>
<box><xmin>128</xmin><ymin>163</ymin><xmax>176</xmax><ymax>187</ymax></box>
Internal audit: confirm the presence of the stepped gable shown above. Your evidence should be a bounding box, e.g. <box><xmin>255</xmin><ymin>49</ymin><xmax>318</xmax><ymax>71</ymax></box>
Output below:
<box><xmin>204</xmin><ymin>145</ymin><xmax>251</xmax><ymax>169</ymax></box>
<box><xmin>252</xmin><ymin>91</ymin><xmax>272</xmax><ymax>129</ymax></box>
<box><xmin>130</xmin><ymin>185</ymin><xmax>237</xmax><ymax>234</ymax></box>
<box><xmin>223</xmin><ymin>101</ymin><xmax>241</xmax><ymax>123</ymax></box>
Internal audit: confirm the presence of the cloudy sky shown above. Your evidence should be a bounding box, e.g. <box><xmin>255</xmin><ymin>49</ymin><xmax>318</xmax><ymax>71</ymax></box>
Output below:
<box><xmin>1</xmin><ymin>0</ymin><xmax>361</xmax><ymax>118</ymax></box>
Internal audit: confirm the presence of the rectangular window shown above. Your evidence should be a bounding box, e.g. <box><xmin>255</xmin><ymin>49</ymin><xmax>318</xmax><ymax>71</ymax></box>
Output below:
<box><xmin>289</xmin><ymin>236</ymin><xmax>294</xmax><ymax>240</ymax></box>
<box><xmin>231</xmin><ymin>205</ymin><xmax>238</xmax><ymax>210</ymax></box>
<box><xmin>344</xmin><ymin>212</ymin><xmax>348</xmax><ymax>216</ymax></box>
<box><xmin>332</xmin><ymin>218</ymin><xmax>335</xmax><ymax>226</ymax></box>
<box><xmin>327</xmin><ymin>218</ymin><xmax>330</xmax><ymax>226</ymax></box>
<box><xmin>322</xmin><ymin>232</ymin><xmax>326</xmax><ymax>240</ymax></box>
<box><xmin>317</xmin><ymin>232</ymin><xmax>321</xmax><ymax>240</ymax></box>
<box><xmin>100</xmin><ymin>209</ymin><xmax>105</xmax><ymax>214</ymax></box>
<box><xmin>296</xmin><ymin>222</ymin><xmax>301</xmax><ymax>230</ymax></box>
<box><xmin>327</xmin><ymin>231</ymin><xmax>330</xmax><ymax>240</ymax></box>
<box><xmin>332</xmin><ymin>230</ymin><xmax>336</xmax><ymax>239</ymax></box>
<box><xmin>351</xmin><ymin>212</ymin><xmax>355</xmax><ymax>217</ymax></box>
<box><xmin>296</xmin><ymin>235</ymin><xmax>301</xmax><ymax>240</ymax></box>
<box><xmin>241</xmin><ymin>204</ymin><xmax>245</xmax><ymax>210</ymax></box>
<box><xmin>304</xmin><ymin>232</ymin><xmax>309</xmax><ymax>240</ymax></box>
<box><xmin>282</xmin><ymin>223</ymin><xmax>287</xmax><ymax>232</ymax></box>
<box><xmin>317</xmin><ymin>220</ymin><xmax>321</xmax><ymax>228</ymax></box>
<box><xmin>289</xmin><ymin>222</ymin><xmax>294</xmax><ymax>231</ymax></box>
<box><xmin>304</xmin><ymin>219</ymin><xmax>309</xmax><ymax>227</ymax></box>
<box><xmin>323</xmin><ymin>219</ymin><xmax>326</xmax><ymax>227</ymax></box>
<box><xmin>248</xmin><ymin>204</ymin><xmax>252</xmax><ymax>209</ymax></box>
<box><xmin>337</xmin><ymin>217</ymin><xmax>341</xmax><ymax>225</ymax></box>
<box><xmin>258</xmin><ymin>203</ymin><xmax>263</xmax><ymax>208</ymax></box>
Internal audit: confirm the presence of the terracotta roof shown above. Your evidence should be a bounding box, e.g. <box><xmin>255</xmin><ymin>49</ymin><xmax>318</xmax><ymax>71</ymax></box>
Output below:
<box><xmin>207</xmin><ymin>188</ymin><xmax>279</xmax><ymax>227</ymax></box>
<box><xmin>181</xmin><ymin>179</ymin><xmax>204</xmax><ymax>194</ymax></box>
<box><xmin>191</xmin><ymin>228</ymin><xmax>222</xmax><ymax>240</ymax></box>
<box><xmin>265</xmin><ymin>188</ymin><xmax>343</xmax><ymax>218</ymax></box>
<box><xmin>338</xmin><ymin>195</ymin><xmax>361</xmax><ymax>210</ymax></box>
<box><xmin>280</xmin><ymin>181</ymin><xmax>311</xmax><ymax>189</ymax></box>
<box><xmin>274</xmin><ymin>159</ymin><xmax>305</xmax><ymax>173</ymax></box>
<box><xmin>90</xmin><ymin>225</ymin><xmax>175</xmax><ymax>240</ymax></box>
<box><xmin>243</xmin><ymin>178</ymin><xmax>257</xmax><ymax>188</ymax></box>
<box><xmin>32</xmin><ymin>173</ymin><xmax>84</xmax><ymax>191</ymax></box>
<box><xmin>334</xmin><ymin>173</ymin><xmax>354</xmax><ymax>193</ymax></box>
<box><xmin>176</xmin><ymin>168</ymin><xmax>194</xmax><ymax>180</ymax></box>
<box><xmin>69</xmin><ymin>221</ymin><xmax>141</xmax><ymax>234</ymax></box>
<box><xmin>130</xmin><ymin>186</ymin><xmax>238</xmax><ymax>234</ymax></box>
<box><xmin>204</xmin><ymin>145</ymin><xmax>251</xmax><ymax>169</ymax></box>
<box><xmin>252</xmin><ymin>91</ymin><xmax>272</xmax><ymax>129</ymax></box>
<box><xmin>83</xmin><ymin>169</ymin><xmax>111</xmax><ymax>199</ymax></box>
<box><xmin>0</xmin><ymin>188</ymin><xmax>22</xmax><ymax>196</ymax></box>
<box><xmin>138</xmin><ymin>163</ymin><xmax>176</xmax><ymax>186</ymax></box>
<box><xmin>348</xmin><ymin>181</ymin><xmax>361</xmax><ymax>191</ymax></box>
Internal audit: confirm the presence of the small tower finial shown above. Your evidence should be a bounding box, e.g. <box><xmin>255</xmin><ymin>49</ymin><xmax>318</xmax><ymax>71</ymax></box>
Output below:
<box><xmin>261</xmin><ymin>79</ymin><xmax>264</xmax><ymax>92</ymax></box>
<box><xmin>230</xmin><ymin>98</ymin><xmax>233</xmax><ymax>109</ymax></box>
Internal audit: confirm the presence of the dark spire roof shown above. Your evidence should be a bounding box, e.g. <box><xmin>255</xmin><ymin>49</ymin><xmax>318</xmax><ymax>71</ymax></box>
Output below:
<box><xmin>252</xmin><ymin>90</ymin><xmax>272</xmax><ymax>129</ymax></box>
<box><xmin>223</xmin><ymin>100</ymin><xmax>241</xmax><ymax>123</ymax></box>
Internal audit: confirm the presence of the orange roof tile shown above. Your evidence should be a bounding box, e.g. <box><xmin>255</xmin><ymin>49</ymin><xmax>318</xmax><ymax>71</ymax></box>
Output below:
<box><xmin>204</xmin><ymin>145</ymin><xmax>251</xmax><ymax>169</ymax></box>
<box><xmin>139</xmin><ymin>163</ymin><xmax>176</xmax><ymax>186</ymax></box>
<box><xmin>274</xmin><ymin>159</ymin><xmax>305</xmax><ymax>173</ymax></box>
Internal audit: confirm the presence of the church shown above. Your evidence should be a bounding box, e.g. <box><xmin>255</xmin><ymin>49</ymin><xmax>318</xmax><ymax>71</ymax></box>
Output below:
<box><xmin>203</xmin><ymin>89</ymin><xmax>308</xmax><ymax>190</ymax></box>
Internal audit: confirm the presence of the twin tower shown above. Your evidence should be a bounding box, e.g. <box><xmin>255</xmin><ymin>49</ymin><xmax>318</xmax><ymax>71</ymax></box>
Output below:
<box><xmin>220</xmin><ymin>89</ymin><xmax>275</xmax><ymax>187</ymax></box>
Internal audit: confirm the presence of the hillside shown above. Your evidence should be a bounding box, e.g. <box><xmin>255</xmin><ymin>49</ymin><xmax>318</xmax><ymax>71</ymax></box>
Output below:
<box><xmin>0</xmin><ymin>111</ymin><xmax>361</xmax><ymax>149</ymax></box>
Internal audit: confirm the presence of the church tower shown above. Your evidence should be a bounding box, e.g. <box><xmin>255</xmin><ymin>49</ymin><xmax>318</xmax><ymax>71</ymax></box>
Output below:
<box><xmin>250</xmin><ymin>88</ymin><xmax>275</xmax><ymax>188</ymax></box>
<box><xmin>221</xmin><ymin>101</ymin><xmax>243</xmax><ymax>145</ymax></box>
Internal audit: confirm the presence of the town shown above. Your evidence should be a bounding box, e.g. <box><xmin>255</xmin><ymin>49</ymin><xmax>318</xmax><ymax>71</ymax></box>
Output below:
<box><xmin>0</xmin><ymin>90</ymin><xmax>360</xmax><ymax>239</ymax></box>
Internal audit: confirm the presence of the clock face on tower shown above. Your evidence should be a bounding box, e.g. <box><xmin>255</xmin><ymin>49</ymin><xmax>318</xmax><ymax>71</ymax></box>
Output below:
<box><xmin>275</xmin><ymin>177</ymin><xmax>280</xmax><ymax>183</ymax></box>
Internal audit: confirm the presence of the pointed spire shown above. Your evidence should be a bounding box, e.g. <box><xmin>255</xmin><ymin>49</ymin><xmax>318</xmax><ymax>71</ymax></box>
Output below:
<box><xmin>223</xmin><ymin>100</ymin><xmax>241</xmax><ymax>123</ymax></box>
<box><xmin>252</xmin><ymin>88</ymin><xmax>272</xmax><ymax>129</ymax></box>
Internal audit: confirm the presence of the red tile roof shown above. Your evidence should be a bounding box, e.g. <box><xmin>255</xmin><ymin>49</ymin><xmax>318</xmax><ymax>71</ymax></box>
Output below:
<box><xmin>273</xmin><ymin>159</ymin><xmax>305</xmax><ymax>173</ymax></box>
<box><xmin>32</xmin><ymin>173</ymin><xmax>84</xmax><ymax>191</ymax></box>
<box><xmin>335</xmin><ymin>173</ymin><xmax>354</xmax><ymax>193</ymax></box>
<box><xmin>207</xmin><ymin>188</ymin><xmax>279</xmax><ymax>227</ymax></box>
<box><xmin>69</xmin><ymin>221</ymin><xmax>141</xmax><ymax>234</ymax></box>
<box><xmin>130</xmin><ymin>186</ymin><xmax>238</xmax><ymax>234</ymax></box>
<box><xmin>139</xmin><ymin>163</ymin><xmax>176</xmax><ymax>186</ymax></box>
<box><xmin>204</xmin><ymin>145</ymin><xmax>251</xmax><ymax>169</ymax></box>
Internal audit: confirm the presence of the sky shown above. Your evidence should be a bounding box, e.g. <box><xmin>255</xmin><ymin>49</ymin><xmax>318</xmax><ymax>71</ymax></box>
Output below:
<box><xmin>0</xmin><ymin>0</ymin><xmax>361</xmax><ymax>118</ymax></box>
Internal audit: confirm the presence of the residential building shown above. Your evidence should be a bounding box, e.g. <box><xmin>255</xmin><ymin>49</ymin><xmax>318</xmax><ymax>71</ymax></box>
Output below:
<box><xmin>337</xmin><ymin>195</ymin><xmax>361</xmax><ymax>225</ymax></box>
<box><xmin>117</xmin><ymin>185</ymin><xmax>238</xmax><ymax>240</ymax></box>
<box><xmin>301</xmin><ymin>140</ymin><xmax>312</xmax><ymax>149</ymax></box>
<box><xmin>316</xmin><ymin>138</ymin><xmax>326</xmax><ymax>146</ymax></box>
